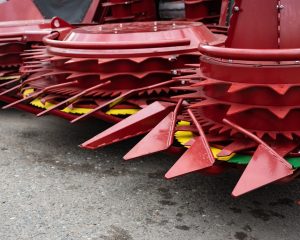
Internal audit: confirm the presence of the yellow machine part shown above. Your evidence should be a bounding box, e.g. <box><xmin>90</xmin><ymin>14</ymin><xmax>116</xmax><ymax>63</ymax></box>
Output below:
<box><xmin>0</xmin><ymin>76</ymin><xmax>20</xmax><ymax>81</ymax></box>
<box><xmin>175</xmin><ymin>121</ymin><xmax>235</xmax><ymax>161</ymax></box>
<box><xmin>106</xmin><ymin>109</ymin><xmax>139</xmax><ymax>115</ymax></box>
<box><xmin>23</xmin><ymin>89</ymin><xmax>139</xmax><ymax>116</ymax></box>
<box><xmin>23</xmin><ymin>89</ymin><xmax>236</xmax><ymax>161</ymax></box>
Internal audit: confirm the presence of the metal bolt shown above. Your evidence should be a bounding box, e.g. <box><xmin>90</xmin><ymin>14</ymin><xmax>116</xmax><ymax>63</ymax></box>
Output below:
<box><xmin>53</xmin><ymin>19</ymin><xmax>60</xmax><ymax>28</ymax></box>
<box><xmin>277</xmin><ymin>4</ymin><xmax>284</xmax><ymax>10</ymax></box>
<box><xmin>171</xmin><ymin>70</ymin><xmax>178</xmax><ymax>75</ymax></box>
<box><xmin>233</xmin><ymin>6</ymin><xmax>240</xmax><ymax>12</ymax></box>
<box><xmin>168</xmin><ymin>56</ymin><xmax>177</xmax><ymax>62</ymax></box>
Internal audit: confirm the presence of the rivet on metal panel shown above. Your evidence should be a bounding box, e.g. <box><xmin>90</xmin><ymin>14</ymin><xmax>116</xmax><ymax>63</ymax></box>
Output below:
<box><xmin>233</xmin><ymin>6</ymin><xmax>240</xmax><ymax>12</ymax></box>
<box><xmin>277</xmin><ymin>4</ymin><xmax>284</xmax><ymax>10</ymax></box>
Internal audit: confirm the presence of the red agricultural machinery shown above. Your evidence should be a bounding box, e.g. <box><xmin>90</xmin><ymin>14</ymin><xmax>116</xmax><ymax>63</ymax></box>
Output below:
<box><xmin>2</xmin><ymin>0</ymin><xmax>299</xmax><ymax>197</ymax></box>
<box><xmin>0</xmin><ymin>0</ymin><xmax>228</xmax><ymax>121</ymax></box>
<box><xmin>3</xmin><ymin>21</ymin><xmax>223</xmax><ymax>124</ymax></box>
<box><xmin>0</xmin><ymin>0</ymin><xmax>157</xmax><ymax>118</ymax></box>
<box><xmin>0</xmin><ymin>17</ymin><xmax>76</xmax><ymax>117</ymax></box>
<box><xmin>78</xmin><ymin>0</ymin><xmax>300</xmax><ymax>196</ymax></box>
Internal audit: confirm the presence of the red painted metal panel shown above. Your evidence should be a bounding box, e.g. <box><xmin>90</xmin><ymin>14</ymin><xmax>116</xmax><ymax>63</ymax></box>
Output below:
<box><xmin>226</xmin><ymin>0</ymin><xmax>279</xmax><ymax>49</ymax></box>
<box><xmin>232</xmin><ymin>144</ymin><xmax>293</xmax><ymax>197</ymax></box>
<box><xmin>0</xmin><ymin>0</ymin><xmax>44</xmax><ymax>21</ymax></box>
<box><xmin>165</xmin><ymin>136</ymin><xmax>215</xmax><ymax>179</ymax></box>
<box><xmin>280</xmin><ymin>0</ymin><xmax>300</xmax><ymax>48</ymax></box>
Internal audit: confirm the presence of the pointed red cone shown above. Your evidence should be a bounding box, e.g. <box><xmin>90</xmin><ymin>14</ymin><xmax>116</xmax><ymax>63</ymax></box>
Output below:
<box><xmin>270</xmin><ymin>85</ymin><xmax>290</xmax><ymax>95</ymax></box>
<box><xmin>232</xmin><ymin>144</ymin><xmax>293</xmax><ymax>197</ymax></box>
<box><xmin>81</xmin><ymin>101</ymin><xmax>176</xmax><ymax>149</ymax></box>
<box><xmin>269</xmin><ymin>107</ymin><xmax>291</xmax><ymax>119</ymax></box>
<box><xmin>165</xmin><ymin>137</ymin><xmax>215</xmax><ymax>179</ymax></box>
<box><xmin>124</xmin><ymin>112</ymin><xmax>174</xmax><ymax>160</ymax></box>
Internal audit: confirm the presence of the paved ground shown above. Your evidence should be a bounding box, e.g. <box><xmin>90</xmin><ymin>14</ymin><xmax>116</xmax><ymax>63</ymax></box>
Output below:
<box><xmin>0</xmin><ymin>107</ymin><xmax>300</xmax><ymax>240</ymax></box>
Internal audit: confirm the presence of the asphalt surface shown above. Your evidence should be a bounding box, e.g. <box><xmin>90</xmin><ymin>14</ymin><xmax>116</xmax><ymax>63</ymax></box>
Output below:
<box><xmin>0</xmin><ymin>106</ymin><xmax>300</xmax><ymax>240</ymax></box>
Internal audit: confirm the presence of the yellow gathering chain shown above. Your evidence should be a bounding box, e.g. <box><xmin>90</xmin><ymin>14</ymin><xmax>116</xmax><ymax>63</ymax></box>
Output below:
<box><xmin>175</xmin><ymin>121</ymin><xmax>235</xmax><ymax>161</ymax></box>
<box><xmin>23</xmin><ymin>89</ymin><xmax>236</xmax><ymax>161</ymax></box>
<box><xmin>23</xmin><ymin>89</ymin><xmax>139</xmax><ymax>116</ymax></box>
